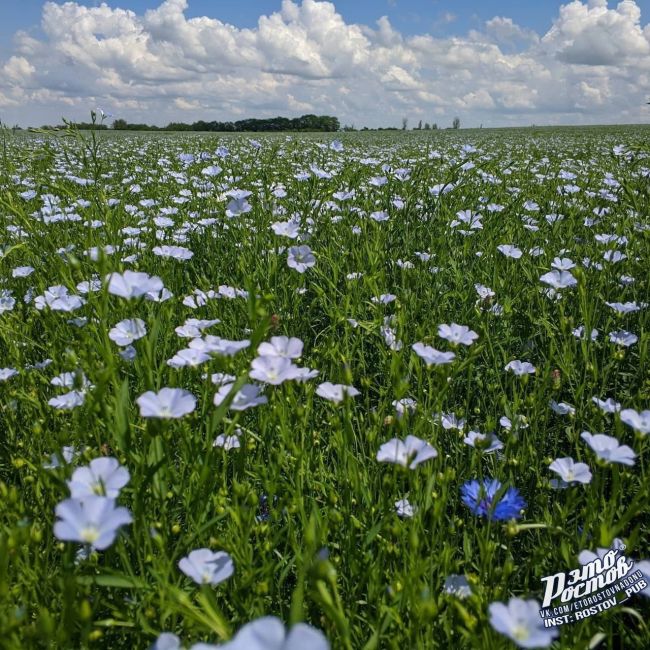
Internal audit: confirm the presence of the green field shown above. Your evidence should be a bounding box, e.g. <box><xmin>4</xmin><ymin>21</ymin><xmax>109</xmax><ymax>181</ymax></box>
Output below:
<box><xmin>1</xmin><ymin>125</ymin><xmax>649</xmax><ymax>649</ymax></box>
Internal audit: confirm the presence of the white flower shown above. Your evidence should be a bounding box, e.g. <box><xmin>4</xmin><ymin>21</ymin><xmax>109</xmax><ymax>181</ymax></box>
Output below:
<box><xmin>226</xmin><ymin>190</ymin><xmax>252</xmax><ymax>217</ymax></box>
<box><xmin>609</xmin><ymin>330</ymin><xmax>638</xmax><ymax>347</ymax></box>
<box><xmin>12</xmin><ymin>265</ymin><xmax>35</xmax><ymax>278</ymax></box>
<box><xmin>271</xmin><ymin>221</ymin><xmax>301</xmax><ymax>239</ymax></box>
<box><xmin>581</xmin><ymin>432</ymin><xmax>636</xmax><ymax>466</ymax></box>
<box><xmin>443</xmin><ymin>575</ymin><xmax>472</xmax><ymax>599</ymax></box>
<box><xmin>497</xmin><ymin>244</ymin><xmax>522</xmax><ymax>259</ymax></box>
<box><xmin>376</xmin><ymin>435</ymin><xmax>437</xmax><ymax>469</ymax></box>
<box><xmin>549</xmin><ymin>457</ymin><xmax>592</xmax><ymax>488</ymax></box>
<box><xmin>380</xmin><ymin>324</ymin><xmax>402</xmax><ymax>350</ymax></box>
<box><xmin>48</xmin><ymin>390</ymin><xmax>86</xmax><ymax>410</ymax></box>
<box><xmin>54</xmin><ymin>496</ymin><xmax>132</xmax><ymax>550</ymax></box>
<box><xmin>213</xmin><ymin>433</ymin><xmax>241</xmax><ymax>451</ymax></box>
<box><xmin>190</xmin><ymin>336</ymin><xmax>250</xmax><ymax>357</ymax></box>
<box><xmin>167</xmin><ymin>348</ymin><xmax>211</xmax><ymax>368</ymax></box>
<box><xmin>77</xmin><ymin>279</ymin><xmax>102</xmax><ymax>294</ymax></box>
<box><xmin>411</xmin><ymin>342</ymin><xmax>455</xmax><ymax>366</ymax></box>
<box><xmin>175</xmin><ymin>318</ymin><xmax>220</xmax><ymax>339</ymax></box>
<box><xmin>152</xmin><ymin>633</ymin><xmax>182</xmax><ymax>650</ymax></box>
<box><xmin>393</xmin><ymin>398</ymin><xmax>417</xmax><ymax>419</ymax></box>
<box><xmin>287</xmin><ymin>245</ymin><xmax>315</xmax><ymax>273</ymax></box>
<box><xmin>213</xmin><ymin>383</ymin><xmax>268</xmax><ymax>411</ymax></box>
<box><xmin>0</xmin><ymin>295</ymin><xmax>16</xmax><ymax>313</ymax></box>
<box><xmin>218</xmin><ymin>285</ymin><xmax>248</xmax><ymax>300</ymax></box>
<box><xmin>44</xmin><ymin>445</ymin><xmax>80</xmax><ymax>469</ymax></box>
<box><xmin>572</xmin><ymin>326</ymin><xmax>599</xmax><ymax>341</ymax></box>
<box><xmin>34</xmin><ymin>286</ymin><xmax>86</xmax><ymax>312</ymax></box>
<box><xmin>315</xmin><ymin>382</ymin><xmax>360</xmax><ymax>403</ymax></box>
<box><xmin>540</xmin><ymin>270</ymin><xmax>577</xmax><ymax>289</ymax></box>
<box><xmin>109</xmin><ymin>319</ymin><xmax>147</xmax><ymax>347</ymax></box>
<box><xmin>202</xmin><ymin>165</ymin><xmax>222</xmax><ymax>177</ymax></box>
<box><xmin>293</xmin><ymin>366</ymin><xmax>319</xmax><ymax>382</ymax></box>
<box><xmin>603</xmin><ymin>250</ymin><xmax>626</xmax><ymax>263</ymax></box>
<box><xmin>437</xmin><ymin>323</ymin><xmax>478</xmax><ymax>346</ymax></box>
<box><xmin>209</xmin><ymin>372</ymin><xmax>237</xmax><ymax>386</ymax></box>
<box><xmin>549</xmin><ymin>400</ymin><xmax>575</xmax><ymax>416</ymax></box>
<box><xmin>435</xmin><ymin>412</ymin><xmax>466</xmax><ymax>430</ymax></box>
<box><xmin>592</xmin><ymin>396</ymin><xmax>621</xmax><ymax>414</ymax></box>
<box><xmin>106</xmin><ymin>271</ymin><xmax>164</xmax><ymax>299</ymax></box>
<box><xmin>463</xmin><ymin>430</ymin><xmax>503</xmax><ymax>453</ymax></box>
<box><xmin>0</xmin><ymin>367</ymin><xmax>19</xmax><ymax>382</ymax></box>
<box><xmin>505</xmin><ymin>360</ymin><xmax>536</xmax><ymax>375</ymax></box>
<box><xmin>120</xmin><ymin>345</ymin><xmax>137</xmax><ymax>361</ymax></box>
<box><xmin>178</xmin><ymin>548</ymin><xmax>234</xmax><ymax>585</ymax></box>
<box><xmin>489</xmin><ymin>598</ymin><xmax>558</xmax><ymax>648</ymax></box>
<box><xmin>136</xmin><ymin>388</ymin><xmax>196</xmax><ymax>419</ymax></box>
<box><xmin>152</xmin><ymin>245</ymin><xmax>193</xmax><ymax>260</ymax></box>
<box><xmin>605</xmin><ymin>301</ymin><xmax>640</xmax><ymax>314</ymax></box>
<box><xmin>474</xmin><ymin>283</ymin><xmax>495</xmax><ymax>300</ymax></box>
<box><xmin>68</xmin><ymin>458</ymin><xmax>130</xmax><ymax>498</ymax></box>
<box><xmin>395</xmin><ymin>498</ymin><xmax>416</xmax><ymax>518</ymax></box>
<box><xmin>145</xmin><ymin>287</ymin><xmax>173</xmax><ymax>302</ymax></box>
<box><xmin>500</xmin><ymin>415</ymin><xmax>528</xmax><ymax>431</ymax></box>
<box><xmin>207</xmin><ymin>616</ymin><xmax>329</xmax><ymax>650</ymax></box>
<box><xmin>578</xmin><ymin>539</ymin><xmax>626</xmax><ymax>566</ymax></box>
<box><xmin>249</xmin><ymin>356</ymin><xmax>301</xmax><ymax>385</ymax></box>
<box><xmin>257</xmin><ymin>336</ymin><xmax>303</xmax><ymax>359</ymax></box>
<box><xmin>551</xmin><ymin>257</ymin><xmax>575</xmax><ymax>271</ymax></box>
<box><xmin>620</xmin><ymin>408</ymin><xmax>650</xmax><ymax>435</ymax></box>
<box><xmin>372</xmin><ymin>293</ymin><xmax>397</xmax><ymax>304</ymax></box>
<box><xmin>452</xmin><ymin>209</ymin><xmax>482</xmax><ymax>229</ymax></box>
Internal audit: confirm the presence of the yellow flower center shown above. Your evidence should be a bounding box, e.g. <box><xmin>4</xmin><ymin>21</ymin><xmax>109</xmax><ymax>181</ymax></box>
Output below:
<box><xmin>512</xmin><ymin>624</ymin><xmax>530</xmax><ymax>641</ymax></box>
<box><xmin>81</xmin><ymin>526</ymin><xmax>100</xmax><ymax>544</ymax></box>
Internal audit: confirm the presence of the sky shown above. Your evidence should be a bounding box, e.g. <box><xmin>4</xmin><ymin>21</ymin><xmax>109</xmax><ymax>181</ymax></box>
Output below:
<box><xmin>0</xmin><ymin>0</ymin><xmax>649</xmax><ymax>127</ymax></box>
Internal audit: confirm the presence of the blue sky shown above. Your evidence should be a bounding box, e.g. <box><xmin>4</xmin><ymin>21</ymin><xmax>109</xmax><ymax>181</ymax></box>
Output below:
<box><xmin>3</xmin><ymin>0</ymin><xmax>648</xmax><ymax>42</ymax></box>
<box><xmin>1</xmin><ymin>0</ymin><xmax>649</xmax><ymax>127</ymax></box>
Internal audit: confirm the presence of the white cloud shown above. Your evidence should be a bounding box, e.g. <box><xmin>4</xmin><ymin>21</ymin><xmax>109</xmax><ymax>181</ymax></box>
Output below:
<box><xmin>0</xmin><ymin>0</ymin><xmax>648</xmax><ymax>127</ymax></box>
<box><xmin>485</xmin><ymin>17</ymin><xmax>540</xmax><ymax>45</ymax></box>
<box><xmin>542</xmin><ymin>0</ymin><xmax>650</xmax><ymax>65</ymax></box>
<box><xmin>2</xmin><ymin>56</ymin><xmax>36</xmax><ymax>82</ymax></box>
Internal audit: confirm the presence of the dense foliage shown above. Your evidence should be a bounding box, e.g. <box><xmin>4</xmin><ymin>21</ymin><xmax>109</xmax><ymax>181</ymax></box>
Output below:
<box><xmin>0</xmin><ymin>125</ymin><xmax>649</xmax><ymax>649</ymax></box>
<box><xmin>110</xmin><ymin>114</ymin><xmax>341</xmax><ymax>133</ymax></box>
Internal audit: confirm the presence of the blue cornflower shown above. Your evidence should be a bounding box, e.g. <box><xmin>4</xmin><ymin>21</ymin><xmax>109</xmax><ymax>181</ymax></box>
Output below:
<box><xmin>461</xmin><ymin>479</ymin><xmax>525</xmax><ymax>520</ymax></box>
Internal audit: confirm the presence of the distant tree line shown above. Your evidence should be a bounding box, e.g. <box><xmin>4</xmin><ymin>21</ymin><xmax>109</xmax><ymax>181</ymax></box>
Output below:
<box><xmin>36</xmin><ymin>122</ymin><xmax>108</xmax><ymax>131</ymax></box>
<box><xmin>30</xmin><ymin>113</ymin><xmax>465</xmax><ymax>133</ymax></box>
<box><xmin>407</xmin><ymin>116</ymin><xmax>459</xmax><ymax>130</ymax></box>
<box><xmin>110</xmin><ymin>114</ymin><xmax>340</xmax><ymax>132</ymax></box>
<box><xmin>412</xmin><ymin>121</ymin><xmax>439</xmax><ymax>131</ymax></box>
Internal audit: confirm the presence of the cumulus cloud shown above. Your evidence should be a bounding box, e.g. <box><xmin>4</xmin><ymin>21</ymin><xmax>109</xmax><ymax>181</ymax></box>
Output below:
<box><xmin>0</xmin><ymin>0</ymin><xmax>648</xmax><ymax>126</ymax></box>
<box><xmin>3</xmin><ymin>56</ymin><xmax>36</xmax><ymax>82</ymax></box>
<box><xmin>542</xmin><ymin>0</ymin><xmax>650</xmax><ymax>65</ymax></box>
<box><xmin>484</xmin><ymin>17</ymin><xmax>540</xmax><ymax>46</ymax></box>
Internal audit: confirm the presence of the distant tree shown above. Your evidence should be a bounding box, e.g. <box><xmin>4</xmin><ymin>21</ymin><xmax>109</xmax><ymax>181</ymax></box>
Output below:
<box><xmin>402</xmin><ymin>117</ymin><xmax>408</xmax><ymax>130</ymax></box>
<box><xmin>424</xmin><ymin>122</ymin><xmax>431</xmax><ymax>130</ymax></box>
<box><xmin>452</xmin><ymin>116</ymin><xmax>461</xmax><ymax>130</ymax></box>
<box><xmin>417</xmin><ymin>120</ymin><xmax>423</xmax><ymax>130</ymax></box>
<box><xmin>431</xmin><ymin>123</ymin><xmax>438</xmax><ymax>130</ymax></box>
<box><xmin>58</xmin><ymin>121</ymin><xmax>108</xmax><ymax>130</ymax></box>
<box><xmin>110</xmin><ymin>114</ymin><xmax>339</xmax><ymax>133</ymax></box>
